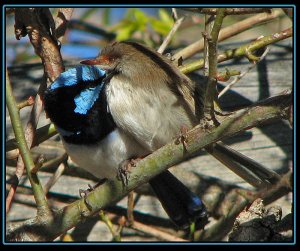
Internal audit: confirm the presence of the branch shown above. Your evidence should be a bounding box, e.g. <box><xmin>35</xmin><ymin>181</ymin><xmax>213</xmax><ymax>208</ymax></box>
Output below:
<box><xmin>197</xmin><ymin>170</ymin><xmax>292</xmax><ymax>241</ymax></box>
<box><xmin>157</xmin><ymin>16</ymin><xmax>185</xmax><ymax>54</ymax></box>
<box><xmin>228</xmin><ymin>198</ymin><xmax>292</xmax><ymax>241</ymax></box>
<box><xmin>68</xmin><ymin>20</ymin><xmax>116</xmax><ymax>41</ymax></box>
<box><xmin>282</xmin><ymin>8</ymin><xmax>293</xmax><ymax>20</ymax></box>
<box><xmin>218</xmin><ymin>47</ymin><xmax>270</xmax><ymax>98</ymax></box>
<box><xmin>7</xmin><ymin>8</ymin><xmax>68</xmax><ymax>214</ymax></box>
<box><xmin>174</xmin><ymin>9</ymin><xmax>282</xmax><ymax>61</ymax></box>
<box><xmin>54</xmin><ymin>8</ymin><xmax>74</xmax><ymax>42</ymax></box>
<box><xmin>6</xmin><ymin>70</ymin><xmax>49</xmax><ymax>213</ymax></box>
<box><xmin>180</xmin><ymin>27</ymin><xmax>292</xmax><ymax>74</ymax></box>
<box><xmin>6</xmin><ymin>123</ymin><xmax>57</xmax><ymax>152</ymax></box>
<box><xmin>14</xmin><ymin>8</ymin><xmax>65</xmax><ymax>81</ymax></box>
<box><xmin>181</xmin><ymin>8</ymin><xmax>272</xmax><ymax>15</ymax></box>
<box><xmin>6</xmin><ymin>91</ymin><xmax>291</xmax><ymax>241</ymax></box>
<box><xmin>203</xmin><ymin>8</ymin><xmax>226</xmax><ymax>123</ymax></box>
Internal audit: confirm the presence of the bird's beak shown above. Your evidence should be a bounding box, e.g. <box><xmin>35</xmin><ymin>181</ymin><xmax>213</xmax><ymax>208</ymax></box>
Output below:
<box><xmin>80</xmin><ymin>58</ymin><xmax>100</xmax><ymax>65</ymax></box>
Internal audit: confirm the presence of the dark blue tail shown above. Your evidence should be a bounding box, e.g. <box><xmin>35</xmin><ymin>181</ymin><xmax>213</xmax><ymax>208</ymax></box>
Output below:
<box><xmin>149</xmin><ymin>170</ymin><xmax>207</xmax><ymax>229</ymax></box>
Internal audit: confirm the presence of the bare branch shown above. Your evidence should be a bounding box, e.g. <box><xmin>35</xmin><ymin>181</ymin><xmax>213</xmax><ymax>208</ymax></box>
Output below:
<box><xmin>203</xmin><ymin>8</ymin><xmax>226</xmax><ymax>124</ymax></box>
<box><xmin>181</xmin><ymin>8</ymin><xmax>272</xmax><ymax>15</ymax></box>
<box><xmin>180</xmin><ymin>27</ymin><xmax>292</xmax><ymax>74</ymax></box>
<box><xmin>55</xmin><ymin>8</ymin><xmax>74</xmax><ymax>43</ymax></box>
<box><xmin>174</xmin><ymin>9</ymin><xmax>282</xmax><ymax>61</ymax></box>
<box><xmin>157</xmin><ymin>16</ymin><xmax>185</xmax><ymax>54</ymax></box>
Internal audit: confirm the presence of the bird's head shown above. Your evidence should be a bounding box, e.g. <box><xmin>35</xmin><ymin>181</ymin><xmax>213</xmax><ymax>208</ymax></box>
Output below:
<box><xmin>43</xmin><ymin>65</ymin><xmax>115</xmax><ymax>144</ymax></box>
<box><xmin>80</xmin><ymin>42</ymin><xmax>126</xmax><ymax>72</ymax></box>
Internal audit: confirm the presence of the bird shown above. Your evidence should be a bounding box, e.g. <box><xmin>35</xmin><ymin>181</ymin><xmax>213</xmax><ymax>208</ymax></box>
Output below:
<box><xmin>80</xmin><ymin>41</ymin><xmax>280</xmax><ymax>189</ymax></box>
<box><xmin>43</xmin><ymin>65</ymin><xmax>208</xmax><ymax>229</ymax></box>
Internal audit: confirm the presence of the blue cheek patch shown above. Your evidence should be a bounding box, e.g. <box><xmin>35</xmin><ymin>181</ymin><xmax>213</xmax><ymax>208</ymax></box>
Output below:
<box><xmin>74</xmin><ymin>83</ymin><xmax>104</xmax><ymax>114</ymax></box>
<box><xmin>50</xmin><ymin>65</ymin><xmax>106</xmax><ymax>90</ymax></box>
<box><xmin>49</xmin><ymin>65</ymin><xmax>106</xmax><ymax>115</ymax></box>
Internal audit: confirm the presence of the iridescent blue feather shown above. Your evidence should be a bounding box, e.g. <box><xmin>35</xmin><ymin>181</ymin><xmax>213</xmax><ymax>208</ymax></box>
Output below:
<box><xmin>74</xmin><ymin>84</ymin><xmax>104</xmax><ymax>114</ymax></box>
<box><xmin>50</xmin><ymin>65</ymin><xmax>106</xmax><ymax>115</ymax></box>
<box><xmin>50</xmin><ymin>65</ymin><xmax>105</xmax><ymax>90</ymax></box>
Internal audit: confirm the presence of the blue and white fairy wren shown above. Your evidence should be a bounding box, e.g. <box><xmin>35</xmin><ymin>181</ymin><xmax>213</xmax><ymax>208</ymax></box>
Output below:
<box><xmin>81</xmin><ymin>41</ymin><xmax>279</xmax><ymax>188</ymax></box>
<box><xmin>43</xmin><ymin>65</ymin><xmax>207</xmax><ymax>229</ymax></box>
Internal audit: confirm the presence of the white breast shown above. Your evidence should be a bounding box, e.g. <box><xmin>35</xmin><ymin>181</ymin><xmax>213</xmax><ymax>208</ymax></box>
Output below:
<box><xmin>106</xmin><ymin>77</ymin><xmax>194</xmax><ymax>151</ymax></box>
<box><xmin>61</xmin><ymin>129</ymin><xmax>148</xmax><ymax>179</ymax></box>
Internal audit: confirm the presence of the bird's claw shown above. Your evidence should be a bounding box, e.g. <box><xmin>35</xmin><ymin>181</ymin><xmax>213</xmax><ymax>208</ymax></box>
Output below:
<box><xmin>118</xmin><ymin>158</ymin><xmax>141</xmax><ymax>186</ymax></box>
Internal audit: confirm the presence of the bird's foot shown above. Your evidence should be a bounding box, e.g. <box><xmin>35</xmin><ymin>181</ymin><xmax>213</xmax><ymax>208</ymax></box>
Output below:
<box><xmin>118</xmin><ymin>158</ymin><xmax>143</xmax><ymax>186</ymax></box>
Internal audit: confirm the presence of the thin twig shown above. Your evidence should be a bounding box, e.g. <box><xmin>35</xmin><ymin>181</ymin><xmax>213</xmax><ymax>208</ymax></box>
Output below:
<box><xmin>180</xmin><ymin>27</ymin><xmax>292</xmax><ymax>74</ymax></box>
<box><xmin>44</xmin><ymin>161</ymin><xmax>67</xmax><ymax>194</ymax></box>
<box><xmin>181</xmin><ymin>8</ymin><xmax>272</xmax><ymax>15</ymax></box>
<box><xmin>99</xmin><ymin>211</ymin><xmax>122</xmax><ymax>241</ymax></box>
<box><xmin>68</xmin><ymin>20</ymin><xmax>116</xmax><ymax>41</ymax></box>
<box><xmin>218</xmin><ymin>47</ymin><xmax>270</xmax><ymax>98</ymax></box>
<box><xmin>198</xmin><ymin>170</ymin><xmax>292</xmax><ymax>241</ymax></box>
<box><xmin>106</xmin><ymin>212</ymin><xmax>187</xmax><ymax>241</ymax></box>
<box><xmin>202</xmin><ymin>15</ymin><xmax>212</xmax><ymax>77</ymax></box>
<box><xmin>174</xmin><ymin>9</ymin><xmax>282</xmax><ymax>61</ymax></box>
<box><xmin>203</xmin><ymin>8</ymin><xmax>226</xmax><ymax>124</ymax></box>
<box><xmin>127</xmin><ymin>191</ymin><xmax>135</xmax><ymax>226</ymax></box>
<box><xmin>6</xmin><ymin>123</ymin><xmax>57</xmax><ymax>152</ymax></box>
<box><xmin>171</xmin><ymin>8</ymin><xmax>178</xmax><ymax>21</ymax></box>
<box><xmin>31</xmin><ymin>155</ymin><xmax>45</xmax><ymax>174</ymax></box>
<box><xmin>54</xmin><ymin>8</ymin><xmax>74</xmax><ymax>43</ymax></box>
<box><xmin>17</xmin><ymin>96</ymin><xmax>35</xmax><ymax>110</ymax></box>
<box><xmin>6</xmin><ymin>70</ymin><xmax>49</xmax><ymax>213</ymax></box>
<box><xmin>157</xmin><ymin>16</ymin><xmax>185</xmax><ymax>54</ymax></box>
<box><xmin>131</xmin><ymin>221</ymin><xmax>187</xmax><ymax>241</ymax></box>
